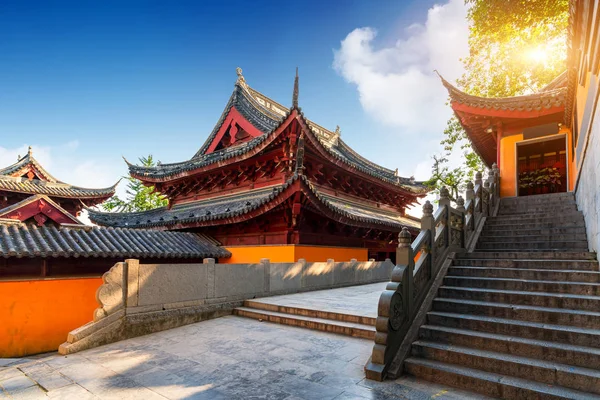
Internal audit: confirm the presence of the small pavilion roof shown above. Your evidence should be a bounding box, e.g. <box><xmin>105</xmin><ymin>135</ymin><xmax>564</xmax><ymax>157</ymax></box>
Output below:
<box><xmin>0</xmin><ymin>219</ymin><xmax>230</xmax><ymax>259</ymax></box>
<box><xmin>127</xmin><ymin>69</ymin><xmax>427</xmax><ymax>194</ymax></box>
<box><xmin>0</xmin><ymin>148</ymin><xmax>118</xmax><ymax>201</ymax></box>
<box><xmin>439</xmin><ymin>73</ymin><xmax>567</xmax><ymax>166</ymax></box>
<box><xmin>88</xmin><ymin>174</ymin><xmax>421</xmax><ymax>232</ymax></box>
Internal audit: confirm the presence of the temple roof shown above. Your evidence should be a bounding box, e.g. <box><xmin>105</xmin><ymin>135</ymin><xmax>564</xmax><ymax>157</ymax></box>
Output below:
<box><xmin>439</xmin><ymin>73</ymin><xmax>567</xmax><ymax>166</ymax></box>
<box><xmin>0</xmin><ymin>148</ymin><xmax>118</xmax><ymax>201</ymax></box>
<box><xmin>0</xmin><ymin>194</ymin><xmax>83</xmax><ymax>225</ymax></box>
<box><xmin>88</xmin><ymin>174</ymin><xmax>420</xmax><ymax>231</ymax></box>
<box><xmin>0</xmin><ymin>219</ymin><xmax>230</xmax><ymax>259</ymax></box>
<box><xmin>440</xmin><ymin>75</ymin><xmax>567</xmax><ymax>113</ymax></box>
<box><xmin>127</xmin><ymin>69</ymin><xmax>427</xmax><ymax>194</ymax></box>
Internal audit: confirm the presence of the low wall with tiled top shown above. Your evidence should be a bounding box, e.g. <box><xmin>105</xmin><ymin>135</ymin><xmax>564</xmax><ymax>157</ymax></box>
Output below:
<box><xmin>59</xmin><ymin>257</ymin><xmax>393</xmax><ymax>354</ymax></box>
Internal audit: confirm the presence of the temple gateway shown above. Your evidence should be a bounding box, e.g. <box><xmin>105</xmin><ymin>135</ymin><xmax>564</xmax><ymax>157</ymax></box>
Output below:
<box><xmin>89</xmin><ymin>69</ymin><xmax>428</xmax><ymax>263</ymax></box>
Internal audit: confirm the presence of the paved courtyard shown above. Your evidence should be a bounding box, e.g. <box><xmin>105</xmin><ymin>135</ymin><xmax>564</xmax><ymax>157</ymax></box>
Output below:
<box><xmin>0</xmin><ymin>316</ymin><xmax>489</xmax><ymax>399</ymax></box>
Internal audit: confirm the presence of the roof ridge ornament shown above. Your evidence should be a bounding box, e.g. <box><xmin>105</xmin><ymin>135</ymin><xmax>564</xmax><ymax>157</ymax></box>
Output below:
<box><xmin>28</xmin><ymin>146</ymin><xmax>33</xmax><ymax>157</ymax></box>
<box><xmin>236</xmin><ymin>67</ymin><xmax>248</xmax><ymax>89</ymax></box>
<box><xmin>292</xmin><ymin>67</ymin><xmax>299</xmax><ymax>109</ymax></box>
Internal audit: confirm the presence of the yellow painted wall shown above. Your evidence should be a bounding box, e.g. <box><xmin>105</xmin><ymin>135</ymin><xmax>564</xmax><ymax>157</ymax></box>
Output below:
<box><xmin>499</xmin><ymin>134</ymin><xmax>523</xmax><ymax>197</ymax></box>
<box><xmin>223</xmin><ymin>245</ymin><xmax>368</xmax><ymax>263</ymax></box>
<box><xmin>0</xmin><ymin>277</ymin><xmax>102</xmax><ymax>357</ymax></box>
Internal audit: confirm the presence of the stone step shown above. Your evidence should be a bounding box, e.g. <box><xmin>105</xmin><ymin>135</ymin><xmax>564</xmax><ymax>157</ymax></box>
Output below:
<box><xmin>426</xmin><ymin>311</ymin><xmax>600</xmax><ymax>347</ymax></box>
<box><xmin>476</xmin><ymin>240</ymin><xmax>589</xmax><ymax>251</ymax></box>
<box><xmin>432</xmin><ymin>298</ymin><xmax>600</xmax><ymax>329</ymax></box>
<box><xmin>481</xmin><ymin>226</ymin><xmax>587</xmax><ymax>236</ymax></box>
<box><xmin>404</xmin><ymin>357</ymin><xmax>600</xmax><ymax>400</ymax></box>
<box><xmin>500</xmin><ymin>193</ymin><xmax>576</xmax><ymax>205</ymax></box>
<box><xmin>447</xmin><ymin>266</ymin><xmax>600</xmax><ymax>283</ymax></box>
<box><xmin>233</xmin><ymin>307</ymin><xmax>375</xmax><ymax>340</ymax></box>
<box><xmin>498</xmin><ymin>201</ymin><xmax>578</xmax><ymax>211</ymax></box>
<box><xmin>438</xmin><ymin>286</ymin><xmax>600</xmax><ymax>312</ymax></box>
<box><xmin>485</xmin><ymin>221</ymin><xmax>586</xmax><ymax>230</ymax></box>
<box><xmin>479</xmin><ymin>233</ymin><xmax>588</xmax><ymax>242</ymax></box>
<box><xmin>443</xmin><ymin>276</ymin><xmax>600</xmax><ymax>296</ymax></box>
<box><xmin>458</xmin><ymin>251</ymin><xmax>598</xmax><ymax>260</ymax></box>
<box><xmin>243</xmin><ymin>300</ymin><xmax>376</xmax><ymax>326</ymax></box>
<box><xmin>498</xmin><ymin>204</ymin><xmax>579</xmax><ymax>214</ymax></box>
<box><xmin>454</xmin><ymin>258</ymin><xmax>600</xmax><ymax>270</ymax></box>
<box><xmin>485</xmin><ymin>213</ymin><xmax>584</xmax><ymax>225</ymax></box>
<box><xmin>411</xmin><ymin>341</ymin><xmax>600</xmax><ymax>394</ymax></box>
<box><xmin>419</xmin><ymin>324</ymin><xmax>600</xmax><ymax>369</ymax></box>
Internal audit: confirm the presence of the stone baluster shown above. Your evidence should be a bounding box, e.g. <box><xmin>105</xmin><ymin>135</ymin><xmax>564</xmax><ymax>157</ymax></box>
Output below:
<box><xmin>474</xmin><ymin>172</ymin><xmax>483</xmax><ymax>213</ymax></box>
<box><xmin>439</xmin><ymin>187</ymin><xmax>450</xmax><ymax>248</ymax></box>
<box><xmin>466</xmin><ymin>181</ymin><xmax>474</xmax><ymax>202</ymax></box>
<box><xmin>483</xmin><ymin>180</ymin><xmax>490</xmax><ymax>216</ymax></box>
<box><xmin>456</xmin><ymin>196</ymin><xmax>465</xmax><ymax>213</ymax></box>
<box><xmin>396</xmin><ymin>227</ymin><xmax>414</xmax><ymax>317</ymax></box>
<box><xmin>492</xmin><ymin>162</ymin><xmax>500</xmax><ymax>197</ymax></box>
<box><xmin>421</xmin><ymin>200</ymin><xmax>435</xmax><ymax>263</ymax></box>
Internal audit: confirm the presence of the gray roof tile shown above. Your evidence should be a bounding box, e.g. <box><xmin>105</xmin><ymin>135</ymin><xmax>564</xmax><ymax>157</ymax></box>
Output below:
<box><xmin>0</xmin><ymin>219</ymin><xmax>230</xmax><ymax>259</ymax></box>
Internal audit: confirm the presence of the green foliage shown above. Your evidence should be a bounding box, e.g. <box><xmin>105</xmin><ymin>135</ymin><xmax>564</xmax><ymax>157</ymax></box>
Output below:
<box><xmin>428</xmin><ymin>0</ymin><xmax>568</xmax><ymax>197</ymax></box>
<box><xmin>101</xmin><ymin>155</ymin><xmax>168</xmax><ymax>212</ymax></box>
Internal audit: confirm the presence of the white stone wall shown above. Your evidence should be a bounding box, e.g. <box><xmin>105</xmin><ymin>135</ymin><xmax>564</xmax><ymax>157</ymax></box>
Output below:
<box><xmin>575</xmin><ymin>95</ymin><xmax>600</xmax><ymax>259</ymax></box>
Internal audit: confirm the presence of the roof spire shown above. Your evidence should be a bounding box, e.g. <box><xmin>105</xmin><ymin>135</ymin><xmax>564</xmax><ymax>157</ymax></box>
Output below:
<box><xmin>28</xmin><ymin>146</ymin><xmax>32</xmax><ymax>157</ymax></box>
<box><xmin>292</xmin><ymin>67</ymin><xmax>299</xmax><ymax>109</ymax></box>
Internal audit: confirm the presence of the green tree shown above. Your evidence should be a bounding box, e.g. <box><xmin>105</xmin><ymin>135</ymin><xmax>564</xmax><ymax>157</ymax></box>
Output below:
<box><xmin>428</xmin><ymin>0</ymin><xmax>569</xmax><ymax>196</ymax></box>
<box><xmin>101</xmin><ymin>155</ymin><xmax>168</xmax><ymax>212</ymax></box>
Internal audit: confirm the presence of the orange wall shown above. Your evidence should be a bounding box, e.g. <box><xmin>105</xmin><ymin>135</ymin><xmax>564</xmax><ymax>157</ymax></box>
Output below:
<box><xmin>563</xmin><ymin>126</ymin><xmax>576</xmax><ymax>191</ymax></box>
<box><xmin>499</xmin><ymin>133</ymin><xmax>523</xmax><ymax>197</ymax></box>
<box><xmin>223</xmin><ymin>245</ymin><xmax>296</xmax><ymax>263</ymax></box>
<box><xmin>223</xmin><ymin>245</ymin><xmax>368</xmax><ymax>263</ymax></box>
<box><xmin>0</xmin><ymin>277</ymin><xmax>102</xmax><ymax>357</ymax></box>
<box><xmin>294</xmin><ymin>246</ymin><xmax>368</xmax><ymax>262</ymax></box>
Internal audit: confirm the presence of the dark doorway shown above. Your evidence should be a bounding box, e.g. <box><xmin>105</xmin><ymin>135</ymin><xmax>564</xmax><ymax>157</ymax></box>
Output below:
<box><xmin>517</xmin><ymin>136</ymin><xmax>567</xmax><ymax>197</ymax></box>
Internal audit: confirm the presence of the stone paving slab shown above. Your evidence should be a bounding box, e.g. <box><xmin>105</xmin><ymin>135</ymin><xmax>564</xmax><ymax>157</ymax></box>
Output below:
<box><xmin>249</xmin><ymin>282</ymin><xmax>388</xmax><ymax>318</ymax></box>
<box><xmin>0</xmin><ymin>315</ymin><xmax>490</xmax><ymax>399</ymax></box>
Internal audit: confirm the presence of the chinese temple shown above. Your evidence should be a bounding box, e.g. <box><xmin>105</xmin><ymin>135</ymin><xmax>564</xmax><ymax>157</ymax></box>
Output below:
<box><xmin>0</xmin><ymin>148</ymin><xmax>229</xmax><ymax>278</ymax></box>
<box><xmin>89</xmin><ymin>69</ymin><xmax>428</xmax><ymax>262</ymax></box>
<box><xmin>439</xmin><ymin>72</ymin><xmax>573</xmax><ymax>198</ymax></box>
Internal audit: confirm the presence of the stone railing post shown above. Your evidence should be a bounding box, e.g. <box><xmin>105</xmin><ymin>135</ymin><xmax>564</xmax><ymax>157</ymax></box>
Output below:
<box><xmin>456</xmin><ymin>196</ymin><xmax>465</xmax><ymax>213</ymax></box>
<box><xmin>465</xmin><ymin>181</ymin><xmax>474</xmax><ymax>202</ymax></box>
<box><xmin>474</xmin><ymin>171</ymin><xmax>483</xmax><ymax>213</ymax></box>
<box><xmin>396</xmin><ymin>228</ymin><xmax>414</xmax><ymax>315</ymax></box>
<box><xmin>482</xmin><ymin>180</ymin><xmax>490</xmax><ymax>217</ymax></box>
<box><xmin>439</xmin><ymin>187</ymin><xmax>451</xmax><ymax>247</ymax></box>
<box><xmin>420</xmin><ymin>200</ymin><xmax>435</xmax><ymax>262</ymax></box>
<box><xmin>456</xmin><ymin>196</ymin><xmax>466</xmax><ymax>248</ymax></box>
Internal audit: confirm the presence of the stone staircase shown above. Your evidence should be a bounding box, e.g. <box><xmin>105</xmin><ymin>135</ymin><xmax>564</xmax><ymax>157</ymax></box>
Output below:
<box><xmin>403</xmin><ymin>192</ymin><xmax>600</xmax><ymax>399</ymax></box>
<box><xmin>233</xmin><ymin>284</ymin><xmax>384</xmax><ymax>340</ymax></box>
<box><xmin>234</xmin><ymin>300</ymin><xmax>376</xmax><ymax>339</ymax></box>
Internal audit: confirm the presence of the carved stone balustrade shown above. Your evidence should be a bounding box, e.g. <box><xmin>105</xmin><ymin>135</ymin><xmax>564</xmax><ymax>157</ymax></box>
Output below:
<box><xmin>365</xmin><ymin>163</ymin><xmax>500</xmax><ymax>381</ymax></box>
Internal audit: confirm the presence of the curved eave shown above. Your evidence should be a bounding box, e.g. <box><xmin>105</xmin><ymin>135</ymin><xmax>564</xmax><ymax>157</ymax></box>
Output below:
<box><xmin>128</xmin><ymin>76</ymin><xmax>427</xmax><ymax>195</ymax></box>
<box><xmin>0</xmin><ymin>176</ymin><xmax>118</xmax><ymax>202</ymax></box>
<box><xmin>88</xmin><ymin>175</ymin><xmax>419</xmax><ymax>232</ymax></box>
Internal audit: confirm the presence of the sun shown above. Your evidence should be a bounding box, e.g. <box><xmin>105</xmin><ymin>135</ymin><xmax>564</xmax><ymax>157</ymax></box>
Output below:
<box><xmin>526</xmin><ymin>45</ymin><xmax>550</xmax><ymax>65</ymax></box>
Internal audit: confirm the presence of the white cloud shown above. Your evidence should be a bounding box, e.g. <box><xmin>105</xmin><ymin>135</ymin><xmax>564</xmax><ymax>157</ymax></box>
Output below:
<box><xmin>333</xmin><ymin>0</ymin><xmax>468</xmax><ymax>134</ymax></box>
<box><xmin>333</xmin><ymin>0</ymin><xmax>470</xmax><ymax>217</ymax></box>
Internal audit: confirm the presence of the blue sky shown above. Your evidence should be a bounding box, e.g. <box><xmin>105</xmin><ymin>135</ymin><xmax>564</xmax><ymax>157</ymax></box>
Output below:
<box><xmin>0</xmin><ymin>0</ymin><xmax>469</xmax><ymax>201</ymax></box>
